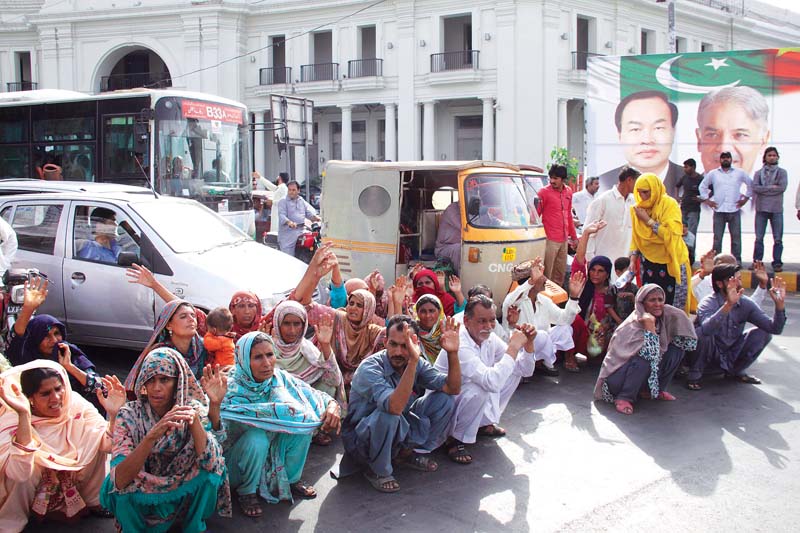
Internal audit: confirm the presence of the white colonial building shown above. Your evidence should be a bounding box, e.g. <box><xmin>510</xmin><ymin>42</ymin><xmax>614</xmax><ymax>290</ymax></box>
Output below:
<box><xmin>1</xmin><ymin>0</ymin><xmax>799</xmax><ymax>181</ymax></box>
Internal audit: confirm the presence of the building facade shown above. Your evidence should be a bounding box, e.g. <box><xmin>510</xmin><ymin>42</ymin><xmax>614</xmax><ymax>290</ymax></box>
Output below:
<box><xmin>1</xmin><ymin>0</ymin><xmax>799</xmax><ymax>182</ymax></box>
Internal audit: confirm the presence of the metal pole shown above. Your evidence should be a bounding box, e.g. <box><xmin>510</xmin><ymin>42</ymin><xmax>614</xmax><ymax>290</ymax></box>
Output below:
<box><xmin>668</xmin><ymin>0</ymin><xmax>676</xmax><ymax>54</ymax></box>
<box><xmin>304</xmin><ymin>99</ymin><xmax>310</xmax><ymax>201</ymax></box>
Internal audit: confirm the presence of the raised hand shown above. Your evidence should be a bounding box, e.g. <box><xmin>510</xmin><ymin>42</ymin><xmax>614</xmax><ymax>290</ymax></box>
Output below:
<box><xmin>125</xmin><ymin>263</ymin><xmax>156</xmax><ymax>288</ymax></box>
<box><xmin>530</xmin><ymin>257</ymin><xmax>545</xmax><ymax>284</ymax></box>
<box><xmin>439</xmin><ymin>317</ymin><xmax>460</xmax><ymax>353</ymax></box>
<box><xmin>0</xmin><ymin>379</ymin><xmax>31</xmax><ymax>415</ymax></box>
<box><xmin>366</xmin><ymin>270</ymin><xmax>385</xmax><ymax>293</ymax></box>
<box><xmin>315</xmin><ymin>313</ymin><xmax>334</xmax><ymax>346</ymax></box>
<box><xmin>583</xmin><ymin>220</ymin><xmax>607</xmax><ymax>235</ymax></box>
<box><xmin>725</xmin><ymin>277</ymin><xmax>743</xmax><ymax>307</ymax></box>
<box><xmin>769</xmin><ymin>276</ymin><xmax>786</xmax><ymax>309</ymax></box>
<box><xmin>700</xmin><ymin>249</ymin><xmax>716</xmax><ymax>276</ymax></box>
<box><xmin>146</xmin><ymin>405</ymin><xmax>195</xmax><ymax>442</ymax></box>
<box><xmin>408</xmin><ymin>263</ymin><xmax>424</xmax><ymax>280</ymax></box>
<box><xmin>568</xmin><ymin>270</ymin><xmax>586</xmax><ymax>298</ymax></box>
<box><xmin>201</xmin><ymin>364</ymin><xmax>229</xmax><ymax>405</ymax></box>
<box><xmin>403</xmin><ymin>322</ymin><xmax>421</xmax><ymax>363</ymax></box>
<box><xmin>752</xmin><ymin>260</ymin><xmax>769</xmax><ymax>288</ymax></box>
<box><xmin>448</xmin><ymin>275</ymin><xmax>462</xmax><ymax>294</ymax></box>
<box><xmin>97</xmin><ymin>375</ymin><xmax>127</xmax><ymax>416</ymax></box>
<box><xmin>23</xmin><ymin>275</ymin><xmax>49</xmax><ymax>310</ymax></box>
<box><xmin>506</xmin><ymin>304</ymin><xmax>520</xmax><ymax>328</ymax></box>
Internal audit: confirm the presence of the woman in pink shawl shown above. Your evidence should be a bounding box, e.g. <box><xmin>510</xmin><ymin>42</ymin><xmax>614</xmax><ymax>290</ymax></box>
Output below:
<box><xmin>594</xmin><ymin>284</ymin><xmax>696</xmax><ymax>415</ymax></box>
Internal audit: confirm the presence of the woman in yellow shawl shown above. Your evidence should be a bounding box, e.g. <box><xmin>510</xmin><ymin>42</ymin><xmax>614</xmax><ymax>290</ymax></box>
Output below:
<box><xmin>629</xmin><ymin>173</ymin><xmax>693</xmax><ymax>313</ymax></box>
<box><xmin>412</xmin><ymin>294</ymin><xmax>446</xmax><ymax>363</ymax></box>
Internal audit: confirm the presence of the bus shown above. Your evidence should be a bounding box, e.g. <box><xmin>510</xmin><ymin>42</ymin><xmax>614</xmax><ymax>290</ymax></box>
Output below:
<box><xmin>0</xmin><ymin>88</ymin><xmax>254</xmax><ymax>233</ymax></box>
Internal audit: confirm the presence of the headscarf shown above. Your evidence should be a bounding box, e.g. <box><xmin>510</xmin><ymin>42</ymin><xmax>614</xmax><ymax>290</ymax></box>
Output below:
<box><xmin>333</xmin><ymin>289</ymin><xmax>385</xmax><ymax>374</ymax></box>
<box><xmin>109</xmin><ymin>348</ymin><xmax>230</xmax><ymax>517</ymax></box>
<box><xmin>0</xmin><ymin>360</ymin><xmax>107</xmax><ymax>472</ymax></box>
<box><xmin>413</xmin><ymin>294</ymin><xmax>445</xmax><ymax>363</ymax></box>
<box><xmin>124</xmin><ymin>300</ymin><xmax>206</xmax><ymax>394</ymax></box>
<box><xmin>631</xmin><ymin>174</ymin><xmax>693</xmax><ymax>312</ymax></box>
<box><xmin>221</xmin><ymin>332</ymin><xmax>331</xmax><ymax>434</ymax></box>
<box><xmin>8</xmin><ymin>314</ymin><xmax>94</xmax><ymax>373</ymax></box>
<box><xmin>228</xmin><ymin>291</ymin><xmax>263</xmax><ymax>339</ymax></box>
<box><xmin>271</xmin><ymin>301</ymin><xmax>344</xmax><ymax>402</ymax></box>
<box><xmin>578</xmin><ymin>256</ymin><xmax>612</xmax><ymax>320</ymax></box>
<box><xmin>413</xmin><ymin>268</ymin><xmax>457</xmax><ymax>316</ymax></box>
<box><xmin>594</xmin><ymin>284</ymin><xmax>696</xmax><ymax>400</ymax></box>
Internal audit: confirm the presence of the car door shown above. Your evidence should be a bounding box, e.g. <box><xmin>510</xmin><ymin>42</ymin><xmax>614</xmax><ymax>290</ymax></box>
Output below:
<box><xmin>2</xmin><ymin>200</ymin><xmax>68</xmax><ymax>322</ymax></box>
<box><xmin>61</xmin><ymin>200</ymin><xmax>155</xmax><ymax>346</ymax></box>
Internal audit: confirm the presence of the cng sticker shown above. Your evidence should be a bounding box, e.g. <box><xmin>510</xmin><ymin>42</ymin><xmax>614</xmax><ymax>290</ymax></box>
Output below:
<box><xmin>502</xmin><ymin>247</ymin><xmax>517</xmax><ymax>262</ymax></box>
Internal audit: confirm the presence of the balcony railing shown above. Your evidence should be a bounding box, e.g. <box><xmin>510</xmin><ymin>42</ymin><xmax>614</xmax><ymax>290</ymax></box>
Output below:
<box><xmin>260</xmin><ymin>67</ymin><xmax>291</xmax><ymax>85</ymax></box>
<box><xmin>348</xmin><ymin>58</ymin><xmax>383</xmax><ymax>78</ymax></box>
<box><xmin>300</xmin><ymin>63</ymin><xmax>339</xmax><ymax>82</ymax></box>
<box><xmin>7</xmin><ymin>81</ymin><xmax>37</xmax><ymax>92</ymax></box>
<box><xmin>430</xmin><ymin>50</ymin><xmax>479</xmax><ymax>73</ymax></box>
<box><xmin>100</xmin><ymin>72</ymin><xmax>172</xmax><ymax>92</ymax></box>
<box><xmin>572</xmin><ymin>51</ymin><xmax>604</xmax><ymax>71</ymax></box>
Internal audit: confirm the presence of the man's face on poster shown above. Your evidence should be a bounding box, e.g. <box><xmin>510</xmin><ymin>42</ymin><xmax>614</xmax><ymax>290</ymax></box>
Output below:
<box><xmin>695</xmin><ymin>101</ymin><xmax>770</xmax><ymax>174</ymax></box>
<box><xmin>618</xmin><ymin>97</ymin><xmax>675</xmax><ymax>175</ymax></box>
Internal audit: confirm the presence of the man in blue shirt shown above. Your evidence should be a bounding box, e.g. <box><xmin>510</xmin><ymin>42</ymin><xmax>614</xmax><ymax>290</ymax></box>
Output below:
<box><xmin>335</xmin><ymin>315</ymin><xmax>462</xmax><ymax>493</ymax></box>
<box><xmin>698</xmin><ymin>152</ymin><xmax>752</xmax><ymax>265</ymax></box>
<box><xmin>77</xmin><ymin>207</ymin><xmax>121</xmax><ymax>264</ymax></box>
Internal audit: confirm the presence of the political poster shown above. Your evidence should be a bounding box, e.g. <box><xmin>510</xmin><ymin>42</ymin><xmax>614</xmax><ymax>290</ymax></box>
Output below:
<box><xmin>587</xmin><ymin>48</ymin><xmax>800</xmax><ymax>233</ymax></box>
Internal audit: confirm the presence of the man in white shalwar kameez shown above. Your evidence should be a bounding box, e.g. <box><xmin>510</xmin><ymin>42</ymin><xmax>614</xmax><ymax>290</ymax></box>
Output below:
<box><xmin>434</xmin><ymin>295</ymin><xmax>536</xmax><ymax>463</ymax></box>
<box><xmin>501</xmin><ymin>260</ymin><xmax>586</xmax><ymax>374</ymax></box>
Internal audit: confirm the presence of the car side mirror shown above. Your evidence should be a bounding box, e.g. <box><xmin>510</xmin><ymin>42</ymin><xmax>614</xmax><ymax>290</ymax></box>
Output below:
<box><xmin>117</xmin><ymin>251</ymin><xmax>139</xmax><ymax>267</ymax></box>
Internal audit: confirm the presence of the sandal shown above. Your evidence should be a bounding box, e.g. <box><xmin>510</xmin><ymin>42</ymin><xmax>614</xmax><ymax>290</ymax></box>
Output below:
<box><xmin>290</xmin><ymin>481</ymin><xmax>317</xmax><ymax>499</ymax></box>
<box><xmin>363</xmin><ymin>470</ymin><xmax>400</xmax><ymax>493</ymax></box>
<box><xmin>477</xmin><ymin>424</ymin><xmax>506</xmax><ymax>438</ymax></box>
<box><xmin>564</xmin><ymin>351</ymin><xmax>581</xmax><ymax>373</ymax></box>
<box><xmin>396</xmin><ymin>452</ymin><xmax>439</xmax><ymax>472</ymax></box>
<box><xmin>656</xmin><ymin>391</ymin><xmax>677</xmax><ymax>401</ymax></box>
<box><xmin>615</xmin><ymin>400</ymin><xmax>634</xmax><ymax>415</ymax></box>
<box><xmin>312</xmin><ymin>431</ymin><xmax>333</xmax><ymax>446</ymax></box>
<box><xmin>735</xmin><ymin>374</ymin><xmax>762</xmax><ymax>384</ymax></box>
<box><xmin>238</xmin><ymin>493</ymin><xmax>263</xmax><ymax>518</ymax></box>
<box><xmin>447</xmin><ymin>442</ymin><xmax>473</xmax><ymax>465</ymax></box>
<box><xmin>686</xmin><ymin>381</ymin><xmax>702</xmax><ymax>391</ymax></box>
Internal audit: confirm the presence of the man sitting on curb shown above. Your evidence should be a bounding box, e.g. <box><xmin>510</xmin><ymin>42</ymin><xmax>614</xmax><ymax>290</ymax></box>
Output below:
<box><xmin>687</xmin><ymin>264</ymin><xmax>786</xmax><ymax>390</ymax></box>
<box><xmin>435</xmin><ymin>295</ymin><xmax>537</xmax><ymax>464</ymax></box>
<box><xmin>334</xmin><ymin>315</ymin><xmax>461</xmax><ymax>493</ymax></box>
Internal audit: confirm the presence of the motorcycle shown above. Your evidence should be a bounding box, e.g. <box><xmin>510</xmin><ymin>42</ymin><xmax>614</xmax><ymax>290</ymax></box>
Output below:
<box><xmin>0</xmin><ymin>268</ymin><xmax>41</xmax><ymax>351</ymax></box>
<box><xmin>262</xmin><ymin>221</ymin><xmax>322</xmax><ymax>264</ymax></box>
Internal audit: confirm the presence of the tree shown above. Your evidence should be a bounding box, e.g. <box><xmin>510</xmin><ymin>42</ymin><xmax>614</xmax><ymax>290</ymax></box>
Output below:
<box><xmin>548</xmin><ymin>147</ymin><xmax>580</xmax><ymax>188</ymax></box>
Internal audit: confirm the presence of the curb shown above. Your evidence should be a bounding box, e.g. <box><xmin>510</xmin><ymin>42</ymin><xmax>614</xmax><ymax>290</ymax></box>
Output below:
<box><xmin>740</xmin><ymin>270</ymin><xmax>797</xmax><ymax>292</ymax></box>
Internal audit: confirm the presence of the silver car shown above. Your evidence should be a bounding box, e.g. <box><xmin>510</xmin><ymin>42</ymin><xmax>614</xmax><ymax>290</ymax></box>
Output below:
<box><xmin>0</xmin><ymin>182</ymin><xmax>312</xmax><ymax>349</ymax></box>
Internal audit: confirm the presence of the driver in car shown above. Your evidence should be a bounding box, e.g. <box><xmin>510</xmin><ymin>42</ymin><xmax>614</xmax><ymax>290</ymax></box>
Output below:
<box><xmin>77</xmin><ymin>207</ymin><xmax>122</xmax><ymax>264</ymax></box>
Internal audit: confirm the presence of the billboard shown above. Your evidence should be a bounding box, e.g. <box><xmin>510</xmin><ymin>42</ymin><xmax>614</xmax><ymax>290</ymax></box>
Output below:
<box><xmin>587</xmin><ymin>48</ymin><xmax>800</xmax><ymax>233</ymax></box>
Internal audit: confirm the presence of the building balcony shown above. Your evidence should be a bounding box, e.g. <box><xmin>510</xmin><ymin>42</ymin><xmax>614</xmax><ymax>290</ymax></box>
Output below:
<box><xmin>348</xmin><ymin>58</ymin><xmax>383</xmax><ymax>78</ymax></box>
<box><xmin>300</xmin><ymin>63</ymin><xmax>339</xmax><ymax>82</ymax></box>
<box><xmin>430</xmin><ymin>50</ymin><xmax>479</xmax><ymax>73</ymax></box>
<box><xmin>7</xmin><ymin>81</ymin><xmax>37</xmax><ymax>92</ymax></box>
<box><xmin>101</xmin><ymin>72</ymin><xmax>171</xmax><ymax>92</ymax></box>
<box><xmin>572</xmin><ymin>51</ymin><xmax>604</xmax><ymax>71</ymax></box>
<box><xmin>260</xmin><ymin>67</ymin><xmax>291</xmax><ymax>86</ymax></box>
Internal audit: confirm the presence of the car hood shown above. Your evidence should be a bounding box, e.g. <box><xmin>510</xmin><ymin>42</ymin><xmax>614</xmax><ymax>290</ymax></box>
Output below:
<box><xmin>175</xmin><ymin>240</ymin><xmax>307</xmax><ymax>307</ymax></box>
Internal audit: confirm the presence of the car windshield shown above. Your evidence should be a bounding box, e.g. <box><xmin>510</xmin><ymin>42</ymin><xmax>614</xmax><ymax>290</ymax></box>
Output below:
<box><xmin>463</xmin><ymin>174</ymin><xmax>538</xmax><ymax>229</ymax></box>
<box><xmin>133</xmin><ymin>200</ymin><xmax>248</xmax><ymax>253</ymax></box>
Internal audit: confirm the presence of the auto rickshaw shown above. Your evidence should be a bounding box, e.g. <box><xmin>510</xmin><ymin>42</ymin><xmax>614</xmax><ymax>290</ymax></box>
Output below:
<box><xmin>320</xmin><ymin>160</ymin><xmax>548</xmax><ymax>309</ymax></box>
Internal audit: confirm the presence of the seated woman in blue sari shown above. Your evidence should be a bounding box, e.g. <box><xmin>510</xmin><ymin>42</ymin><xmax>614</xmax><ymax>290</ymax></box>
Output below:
<box><xmin>215</xmin><ymin>331</ymin><xmax>341</xmax><ymax>518</ymax></box>
<box><xmin>100</xmin><ymin>348</ymin><xmax>231</xmax><ymax>533</ymax></box>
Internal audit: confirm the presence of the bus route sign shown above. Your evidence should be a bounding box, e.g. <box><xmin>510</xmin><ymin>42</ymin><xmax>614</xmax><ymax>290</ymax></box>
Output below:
<box><xmin>181</xmin><ymin>100</ymin><xmax>244</xmax><ymax>124</ymax></box>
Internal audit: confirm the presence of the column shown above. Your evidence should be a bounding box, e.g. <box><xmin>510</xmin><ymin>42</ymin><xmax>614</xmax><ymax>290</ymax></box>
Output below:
<box><xmin>481</xmin><ymin>97</ymin><xmax>495</xmax><ymax>161</ymax></box>
<box><xmin>557</xmin><ymin>98</ymin><xmax>568</xmax><ymax>149</ymax></box>
<box><xmin>384</xmin><ymin>103</ymin><xmax>397</xmax><ymax>161</ymax></box>
<box><xmin>254</xmin><ymin>111</ymin><xmax>266</xmax><ymax>175</ymax></box>
<box><xmin>422</xmin><ymin>100</ymin><xmax>436</xmax><ymax>161</ymax></box>
<box><xmin>340</xmin><ymin>104</ymin><xmax>353</xmax><ymax>161</ymax></box>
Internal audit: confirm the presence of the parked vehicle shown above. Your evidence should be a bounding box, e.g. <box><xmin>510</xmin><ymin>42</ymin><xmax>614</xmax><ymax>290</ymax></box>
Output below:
<box><xmin>321</xmin><ymin>160</ymin><xmax>546</xmax><ymax>309</ymax></box>
<box><xmin>294</xmin><ymin>221</ymin><xmax>322</xmax><ymax>264</ymax></box>
<box><xmin>0</xmin><ymin>181</ymin><xmax>314</xmax><ymax>349</ymax></box>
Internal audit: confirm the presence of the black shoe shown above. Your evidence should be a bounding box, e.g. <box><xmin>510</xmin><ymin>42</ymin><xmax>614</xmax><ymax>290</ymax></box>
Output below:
<box><xmin>540</xmin><ymin>365</ymin><xmax>560</xmax><ymax>377</ymax></box>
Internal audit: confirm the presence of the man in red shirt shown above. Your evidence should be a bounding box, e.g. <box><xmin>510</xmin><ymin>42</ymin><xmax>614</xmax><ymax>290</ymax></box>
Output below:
<box><xmin>536</xmin><ymin>164</ymin><xmax>578</xmax><ymax>286</ymax></box>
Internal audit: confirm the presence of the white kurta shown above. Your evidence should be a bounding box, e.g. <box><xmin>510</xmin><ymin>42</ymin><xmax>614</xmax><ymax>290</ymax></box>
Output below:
<box><xmin>571</xmin><ymin>189</ymin><xmax>597</xmax><ymax>227</ymax></box>
<box><xmin>585</xmin><ymin>185</ymin><xmax>635</xmax><ymax>264</ymax></box>
<box><xmin>0</xmin><ymin>217</ymin><xmax>18</xmax><ymax>275</ymax></box>
<box><xmin>270</xmin><ymin>183</ymin><xmax>288</xmax><ymax>232</ymax></box>
<box><xmin>434</xmin><ymin>327</ymin><xmax>534</xmax><ymax>444</ymax></box>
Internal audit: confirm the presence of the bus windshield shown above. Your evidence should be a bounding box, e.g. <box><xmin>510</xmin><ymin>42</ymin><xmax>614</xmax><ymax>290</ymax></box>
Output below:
<box><xmin>463</xmin><ymin>174</ymin><xmax>539</xmax><ymax>229</ymax></box>
<box><xmin>154</xmin><ymin>97</ymin><xmax>249</xmax><ymax>199</ymax></box>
